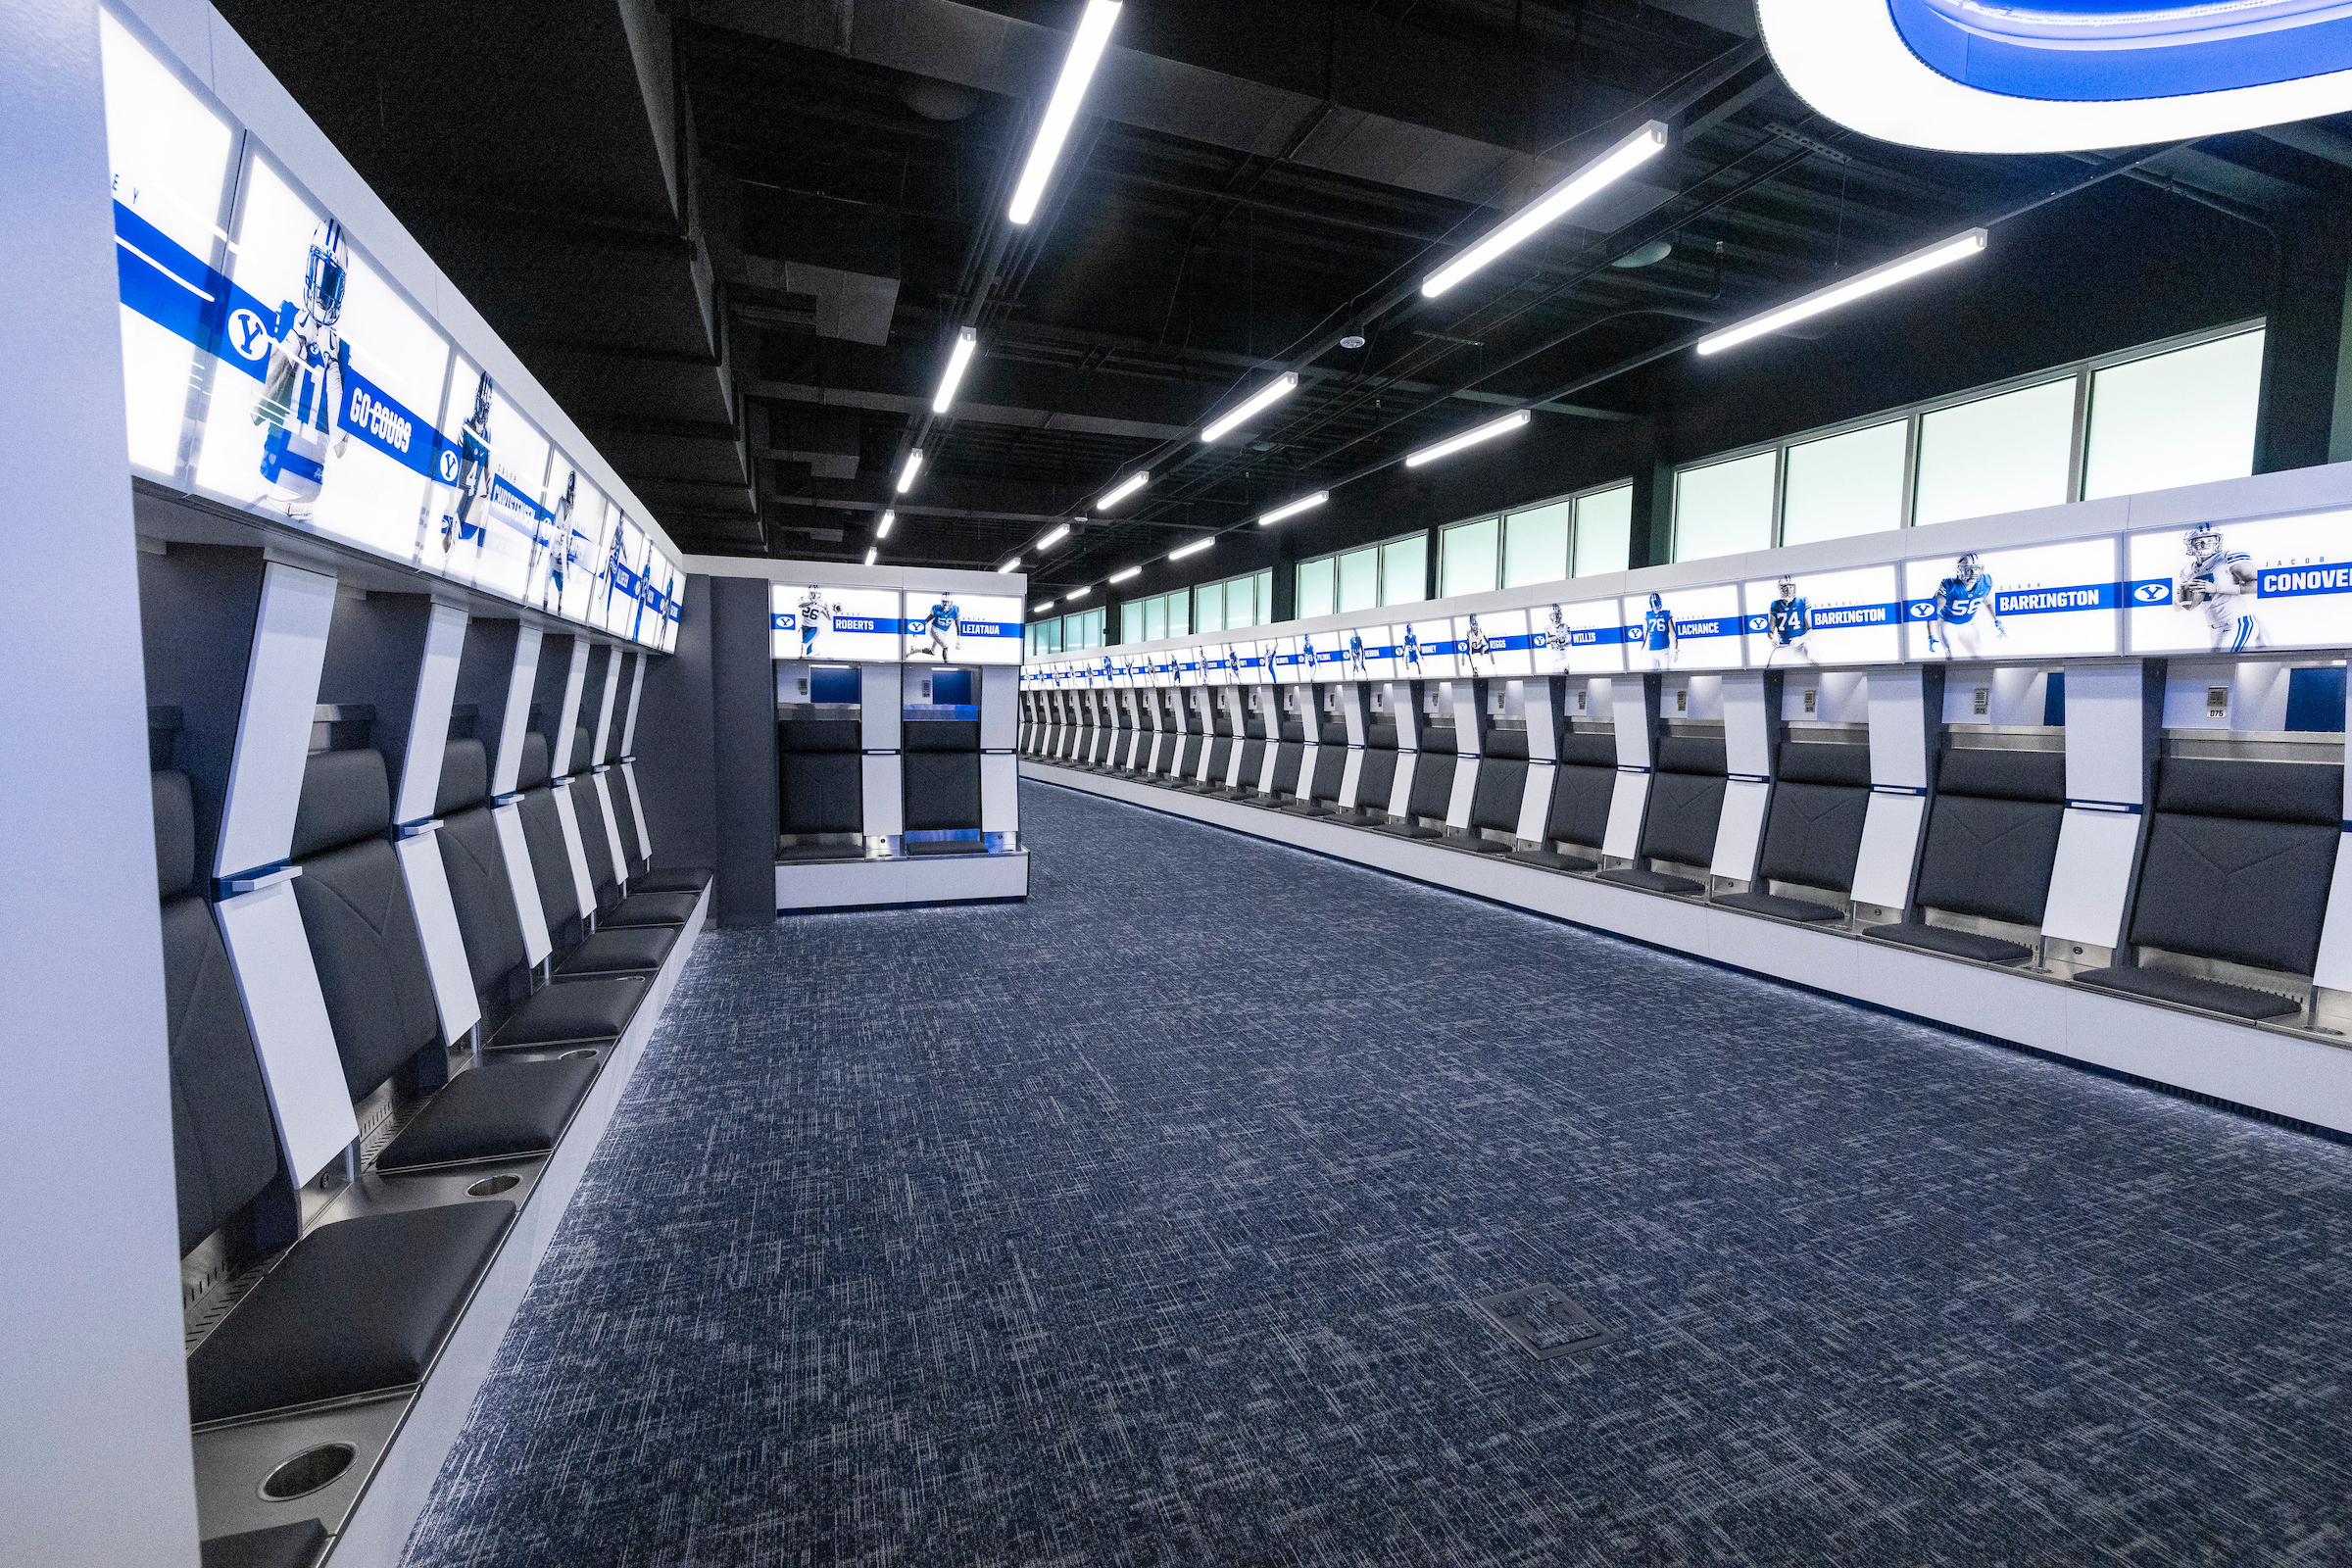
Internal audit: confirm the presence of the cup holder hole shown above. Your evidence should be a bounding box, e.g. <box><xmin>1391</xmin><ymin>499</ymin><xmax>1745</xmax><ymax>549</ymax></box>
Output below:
<box><xmin>466</xmin><ymin>1173</ymin><xmax>521</xmax><ymax>1198</ymax></box>
<box><xmin>259</xmin><ymin>1443</ymin><xmax>355</xmax><ymax>1501</ymax></box>
<box><xmin>560</xmin><ymin>1049</ymin><xmax>600</xmax><ymax>1060</ymax></box>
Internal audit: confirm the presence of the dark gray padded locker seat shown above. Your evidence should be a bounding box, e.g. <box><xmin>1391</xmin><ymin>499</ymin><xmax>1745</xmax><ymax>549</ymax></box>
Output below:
<box><xmin>1184</xmin><ymin>709</ymin><xmax>1235</xmax><ymax>792</ymax></box>
<box><xmin>905</xmin><ymin>719</ymin><xmax>983</xmax><ymax>842</ymax></box>
<box><xmin>2072</xmin><ymin>757</ymin><xmax>2341</xmax><ymax>1018</ymax></box>
<box><xmin>1332</xmin><ymin>720</ymin><xmax>1400</xmax><ymax>825</ymax></box>
<box><xmin>600</xmin><ymin>752</ymin><xmax>707</xmax><ymax>891</ymax></box>
<box><xmin>1111</xmin><ymin>710</ymin><xmax>1136</xmax><ymax>772</ymax></box>
<box><xmin>1598</xmin><ymin>736</ymin><xmax>1727</xmax><ymax>896</ymax></box>
<box><xmin>186</xmin><ymin>1200</ymin><xmax>513</xmax><ymax>1423</ymax></box>
<box><xmin>1220</xmin><ymin>712</ymin><xmax>1269</xmax><ymax>799</ymax></box>
<box><xmin>1717</xmin><ymin>741</ymin><xmax>1872</xmax><ymax>922</ymax></box>
<box><xmin>1173</xmin><ymin>707</ymin><xmax>1206</xmax><ymax>780</ymax></box>
<box><xmin>288</xmin><ymin>750</ymin><xmax>598</xmax><ymax>1167</ymax></box>
<box><xmin>1867</xmin><ymin>748</ymin><xmax>2066</xmax><ymax>964</ymax></box>
<box><xmin>1455</xmin><ymin>728</ymin><xmax>1528</xmax><ymax>854</ymax></box>
<box><xmin>1513</xmin><ymin>732</ymin><xmax>1616</xmax><ymax>872</ymax></box>
<box><xmin>1262</xmin><ymin>719</ymin><xmax>1307</xmax><ymax>805</ymax></box>
<box><xmin>155</xmin><ymin>770</ymin><xmax>516</xmax><ymax>1427</ymax></box>
<box><xmin>1279</xmin><ymin>720</ymin><xmax>1350</xmax><ymax>815</ymax></box>
<box><xmin>564</xmin><ymin>733</ymin><xmax>695</xmax><ymax>931</ymax></box>
<box><xmin>157</xmin><ymin>772</ymin><xmax>281</xmax><ymax>1256</ymax></box>
<box><xmin>778</xmin><ymin>717</ymin><xmax>863</xmax><ymax>835</ymax></box>
<box><xmin>1379</xmin><ymin>724</ymin><xmax>1457</xmax><ymax>838</ymax></box>
<box><xmin>200</xmin><ymin>1520</ymin><xmax>329</xmax><ymax>1568</ymax></box>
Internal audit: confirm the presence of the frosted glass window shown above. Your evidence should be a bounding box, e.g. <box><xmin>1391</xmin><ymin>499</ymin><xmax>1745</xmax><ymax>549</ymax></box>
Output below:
<box><xmin>1502</xmin><ymin>501</ymin><xmax>1571</xmax><ymax>587</ymax></box>
<box><xmin>1337</xmin><ymin>546</ymin><xmax>1379</xmax><ymax>612</ymax></box>
<box><xmin>1572</xmin><ymin>486</ymin><xmax>1633</xmax><ymax>576</ymax></box>
<box><xmin>1673</xmin><ymin>453</ymin><xmax>1776</xmax><ymax>562</ymax></box>
<box><xmin>1119</xmin><ymin>599</ymin><xmax>1143</xmax><ymax>643</ymax></box>
<box><xmin>1164</xmin><ymin>592</ymin><xmax>1191</xmax><ymax>639</ymax></box>
<box><xmin>1220</xmin><ymin>574</ymin><xmax>1253</xmax><ymax>629</ymax></box>
<box><xmin>1913</xmin><ymin>377</ymin><xmax>2078</xmax><ymax>526</ymax></box>
<box><xmin>1381</xmin><ymin>535</ymin><xmax>1427</xmax><ymax>606</ymax></box>
<box><xmin>2082</xmin><ymin>330</ymin><xmax>2264</xmax><ymax>501</ymax></box>
<box><xmin>1781</xmin><ymin>420</ymin><xmax>1909</xmax><ymax>546</ymax></box>
<box><xmin>1254</xmin><ymin>570</ymin><xmax>1275</xmax><ymax>625</ymax></box>
<box><xmin>1196</xmin><ymin>580</ymin><xmax>1225</xmax><ymax>633</ymax></box>
<box><xmin>1144</xmin><ymin>597</ymin><xmax>1168</xmax><ymax>642</ymax></box>
<box><xmin>1441</xmin><ymin>516</ymin><xmax>1500</xmax><ymax>597</ymax></box>
<box><xmin>1298</xmin><ymin>558</ymin><xmax>1336</xmax><ymax>620</ymax></box>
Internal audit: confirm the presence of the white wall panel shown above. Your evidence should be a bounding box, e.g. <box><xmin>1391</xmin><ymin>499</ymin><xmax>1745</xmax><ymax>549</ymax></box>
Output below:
<box><xmin>395</xmin><ymin>831</ymin><xmax>481</xmax><ymax>1045</ymax></box>
<box><xmin>216</xmin><ymin>881</ymin><xmax>360</xmax><ymax>1183</ymax></box>
<box><xmin>491</xmin><ymin>625</ymin><xmax>542</xmax><ymax>796</ymax></box>
<box><xmin>395</xmin><ymin>605</ymin><xmax>469</xmax><ymax>825</ymax></box>
<box><xmin>215</xmin><ymin>563</ymin><xmax>336</xmax><ymax>876</ymax></box>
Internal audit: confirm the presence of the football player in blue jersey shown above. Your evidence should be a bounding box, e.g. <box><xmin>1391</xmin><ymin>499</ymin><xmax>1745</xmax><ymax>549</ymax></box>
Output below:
<box><xmin>440</xmin><ymin>371</ymin><xmax>495</xmax><ymax>557</ymax></box>
<box><xmin>1764</xmin><ymin>575</ymin><xmax>1813</xmax><ymax>666</ymax></box>
<box><xmin>1403</xmin><ymin>624</ymin><xmax>1424</xmax><ymax>673</ymax></box>
<box><xmin>256</xmin><ymin>218</ymin><xmax>350</xmax><ymax>518</ymax></box>
<box><xmin>1348</xmin><ymin>629</ymin><xmax>1368</xmax><ymax>676</ymax></box>
<box><xmin>1929</xmin><ymin>552</ymin><xmax>2004</xmax><ymax>658</ymax></box>
<box><xmin>1642</xmin><ymin>592</ymin><xmax>1678</xmax><ymax>669</ymax></box>
<box><xmin>2176</xmin><ymin>525</ymin><xmax>2262</xmax><ymax>652</ymax></box>
<box><xmin>914</xmin><ymin>595</ymin><xmax>962</xmax><ymax>660</ymax></box>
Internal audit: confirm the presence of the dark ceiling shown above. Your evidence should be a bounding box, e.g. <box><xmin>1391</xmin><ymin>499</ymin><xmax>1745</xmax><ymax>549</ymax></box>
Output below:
<box><xmin>215</xmin><ymin>0</ymin><xmax>2352</xmax><ymax>598</ymax></box>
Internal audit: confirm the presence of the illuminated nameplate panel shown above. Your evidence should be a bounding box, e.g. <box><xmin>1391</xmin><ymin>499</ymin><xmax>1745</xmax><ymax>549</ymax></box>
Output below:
<box><xmin>101</xmin><ymin>14</ymin><xmax>673</xmax><ymax>645</ymax></box>
<box><xmin>1230</xmin><ymin>641</ymin><xmax>1270</xmax><ymax>683</ymax></box>
<box><xmin>901</xmin><ymin>591</ymin><xmax>1022</xmax><ymax>664</ymax></box>
<box><xmin>1399</xmin><ymin>617</ymin><xmax>1460</xmax><ymax>679</ymax></box>
<box><xmin>2126</xmin><ymin>509</ymin><xmax>2352</xmax><ymax>655</ymax></box>
<box><xmin>1623</xmin><ymin>585</ymin><xmax>1744</xmax><ymax>672</ymax></box>
<box><xmin>1267</xmin><ymin>636</ymin><xmax>1305</xmax><ymax>684</ymax></box>
<box><xmin>770</xmin><ymin>584</ymin><xmax>903</xmax><ymax>662</ymax></box>
<box><xmin>1757</xmin><ymin>0</ymin><xmax>2352</xmax><ymax>153</ymax></box>
<box><xmin>1741</xmin><ymin>564</ymin><xmax>1905</xmax><ymax>667</ymax></box>
<box><xmin>1903</xmin><ymin>538</ymin><xmax>2121</xmax><ymax>661</ymax></box>
<box><xmin>1524</xmin><ymin>598</ymin><xmax>1628</xmax><ymax>675</ymax></box>
<box><xmin>1454</xmin><ymin>608</ymin><xmax>1534</xmax><ymax>678</ymax></box>
<box><xmin>1335</xmin><ymin>625</ymin><xmax>1396</xmax><ymax>681</ymax></box>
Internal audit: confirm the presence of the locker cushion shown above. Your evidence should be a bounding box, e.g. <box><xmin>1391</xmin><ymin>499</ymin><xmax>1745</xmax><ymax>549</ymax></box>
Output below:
<box><xmin>556</xmin><ymin>924</ymin><xmax>678</xmax><ymax>976</ymax></box>
<box><xmin>2071</xmin><ymin>964</ymin><xmax>2302</xmax><ymax>1020</ymax></box>
<box><xmin>374</xmin><ymin>1056</ymin><xmax>598</xmax><ymax>1170</ymax></box>
<box><xmin>288</xmin><ymin>749</ymin><xmax>392</xmax><ymax>858</ymax></box>
<box><xmin>185</xmin><ymin>1200</ymin><xmax>513</xmax><ymax>1423</ymax></box>
<box><xmin>1864</xmin><ymin>922</ymin><xmax>2035</xmax><ymax>965</ymax></box>
<box><xmin>487</xmin><ymin>975</ymin><xmax>648</xmax><ymax>1048</ymax></box>
<box><xmin>1718</xmin><ymin>889</ymin><xmax>1843</xmax><ymax>922</ymax></box>
<box><xmin>1599</xmin><ymin>866</ymin><xmax>1706</xmax><ymax>896</ymax></box>
<box><xmin>1512</xmin><ymin>847</ymin><xmax>1598</xmax><ymax>873</ymax></box>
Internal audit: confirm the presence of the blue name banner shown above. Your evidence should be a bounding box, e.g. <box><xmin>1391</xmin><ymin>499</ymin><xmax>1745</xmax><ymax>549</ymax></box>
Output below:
<box><xmin>961</xmin><ymin>620</ymin><xmax>1021</xmax><ymax>638</ymax></box>
<box><xmin>2259</xmin><ymin>563</ymin><xmax>2352</xmax><ymax>600</ymax></box>
<box><xmin>1674</xmin><ymin>616</ymin><xmax>1743</xmax><ymax>639</ymax></box>
<box><xmin>1746</xmin><ymin>602</ymin><xmax>1905</xmax><ymax>633</ymax></box>
<box><xmin>834</xmin><ymin>616</ymin><xmax>887</xmax><ymax>634</ymax></box>
<box><xmin>1905</xmin><ymin>581</ymin><xmax>2122</xmax><ymax>619</ymax></box>
<box><xmin>1567</xmin><ymin>626</ymin><xmax>1634</xmax><ymax>648</ymax></box>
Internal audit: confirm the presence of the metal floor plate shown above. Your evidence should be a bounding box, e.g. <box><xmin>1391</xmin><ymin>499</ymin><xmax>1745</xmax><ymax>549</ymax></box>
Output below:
<box><xmin>1477</xmin><ymin>1286</ymin><xmax>1615</xmax><ymax>1360</ymax></box>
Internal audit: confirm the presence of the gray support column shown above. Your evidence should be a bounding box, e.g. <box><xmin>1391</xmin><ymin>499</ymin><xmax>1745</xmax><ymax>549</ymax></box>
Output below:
<box><xmin>636</xmin><ymin>575</ymin><xmax>718</xmax><ymax>884</ymax></box>
<box><xmin>711</xmin><ymin>575</ymin><xmax>782</xmax><ymax>928</ymax></box>
<box><xmin>0</xmin><ymin>1</ymin><xmax>203</xmax><ymax>1555</ymax></box>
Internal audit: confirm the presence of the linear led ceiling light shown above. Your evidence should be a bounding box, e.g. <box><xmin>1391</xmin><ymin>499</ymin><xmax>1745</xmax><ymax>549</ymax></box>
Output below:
<box><xmin>1033</xmin><ymin>599</ymin><xmax>1057</xmax><ymax>612</ymax></box>
<box><xmin>930</xmin><ymin>327</ymin><xmax>978</xmax><ymax>414</ymax></box>
<box><xmin>1422</xmin><ymin>121</ymin><xmax>1669</xmax><ymax>299</ymax></box>
<box><xmin>999</xmin><ymin>558</ymin><xmax>1022</xmax><ymax>573</ymax></box>
<box><xmin>1067</xmin><ymin>584</ymin><xmax>1092</xmax><ymax>600</ymax></box>
<box><xmin>1108</xmin><ymin>564</ymin><xmax>1143</xmax><ymax>583</ymax></box>
<box><xmin>1695</xmin><ymin>228</ymin><xmax>1986</xmax><ymax>357</ymax></box>
<box><xmin>1200</xmin><ymin>372</ymin><xmax>1298</xmax><ymax>444</ymax></box>
<box><xmin>1256</xmin><ymin>491</ymin><xmax>1328</xmax><ymax>527</ymax></box>
<box><xmin>1097</xmin><ymin>470</ymin><xmax>1150</xmax><ymax>510</ymax></box>
<box><xmin>1037</xmin><ymin>522</ymin><xmax>1072</xmax><ymax>552</ymax></box>
<box><xmin>875</xmin><ymin>510</ymin><xmax>896</xmax><ymax>540</ymax></box>
<box><xmin>895</xmin><ymin>450</ymin><xmax>924</xmax><ymax>493</ymax></box>
<box><xmin>1403</xmin><ymin>407</ymin><xmax>1531</xmax><ymax>467</ymax></box>
<box><xmin>1007</xmin><ymin>0</ymin><xmax>1123</xmax><ymax>224</ymax></box>
<box><xmin>1168</xmin><ymin>538</ymin><xmax>1213</xmax><ymax>561</ymax></box>
<box><xmin>864</xmin><ymin>546</ymin><xmax>879</xmax><ymax>565</ymax></box>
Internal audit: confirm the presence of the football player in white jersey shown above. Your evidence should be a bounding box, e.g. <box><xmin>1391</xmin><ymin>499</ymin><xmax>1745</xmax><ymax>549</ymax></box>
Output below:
<box><xmin>256</xmin><ymin>218</ymin><xmax>350</xmax><ymax>517</ymax></box>
<box><xmin>799</xmin><ymin>586</ymin><xmax>838</xmax><ymax>658</ymax></box>
<box><xmin>2176</xmin><ymin>525</ymin><xmax>2262</xmax><ymax>652</ymax></box>
<box><xmin>1463</xmin><ymin>613</ymin><xmax>1494</xmax><ymax>673</ymax></box>
<box><xmin>1541</xmin><ymin>604</ymin><xmax>1571</xmax><ymax>667</ymax></box>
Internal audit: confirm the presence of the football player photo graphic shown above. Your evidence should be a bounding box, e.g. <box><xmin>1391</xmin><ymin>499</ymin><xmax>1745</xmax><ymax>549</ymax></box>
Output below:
<box><xmin>1929</xmin><ymin>552</ymin><xmax>2005</xmax><ymax>659</ymax></box>
<box><xmin>1642</xmin><ymin>592</ymin><xmax>1678</xmax><ymax>670</ymax></box>
<box><xmin>798</xmin><ymin>586</ymin><xmax>839</xmax><ymax>657</ymax></box>
<box><xmin>2176</xmin><ymin>525</ymin><xmax>2263</xmax><ymax>653</ymax></box>
<box><xmin>1348</xmin><ymin>630</ymin><xmax>1368</xmax><ymax>676</ymax></box>
<box><xmin>1463</xmin><ymin>613</ymin><xmax>1494</xmax><ymax>673</ymax></box>
<box><xmin>1542</xmin><ymin>604</ymin><xmax>1571</xmax><ymax>662</ymax></box>
<box><xmin>1402</xmin><ymin>625</ymin><xmax>1424</xmax><ymax>673</ymax></box>
<box><xmin>255</xmin><ymin>218</ymin><xmax>351</xmax><ymax>516</ymax></box>
<box><xmin>1764</xmin><ymin>576</ymin><xmax>1813</xmax><ymax>665</ymax></box>
<box><xmin>912</xmin><ymin>595</ymin><xmax>962</xmax><ymax>660</ymax></box>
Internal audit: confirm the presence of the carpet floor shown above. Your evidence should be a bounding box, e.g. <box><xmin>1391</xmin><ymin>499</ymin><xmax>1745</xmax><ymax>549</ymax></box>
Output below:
<box><xmin>403</xmin><ymin>779</ymin><xmax>2352</xmax><ymax>1567</ymax></box>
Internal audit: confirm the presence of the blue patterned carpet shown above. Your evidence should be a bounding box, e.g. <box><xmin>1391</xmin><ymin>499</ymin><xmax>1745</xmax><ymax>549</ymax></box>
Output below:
<box><xmin>405</xmin><ymin>780</ymin><xmax>2352</xmax><ymax>1567</ymax></box>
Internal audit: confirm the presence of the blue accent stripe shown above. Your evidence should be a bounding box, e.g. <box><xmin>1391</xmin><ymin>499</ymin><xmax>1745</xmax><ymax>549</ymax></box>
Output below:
<box><xmin>1887</xmin><ymin>0</ymin><xmax>2352</xmax><ymax>103</ymax></box>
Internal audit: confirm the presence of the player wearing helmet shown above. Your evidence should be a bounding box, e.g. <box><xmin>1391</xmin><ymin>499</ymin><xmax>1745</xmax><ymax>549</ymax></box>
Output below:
<box><xmin>256</xmin><ymin>218</ymin><xmax>351</xmax><ymax>516</ymax></box>
<box><xmin>1642</xmin><ymin>592</ymin><xmax>1678</xmax><ymax>670</ymax></box>
<box><xmin>1764</xmin><ymin>575</ymin><xmax>1813</xmax><ymax>665</ymax></box>
<box><xmin>1929</xmin><ymin>552</ymin><xmax>2005</xmax><ymax>659</ymax></box>
<box><xmin>2175</xmin><ymin>526</ymin><xmax>2262</xmax><ymax>652</ymax></box>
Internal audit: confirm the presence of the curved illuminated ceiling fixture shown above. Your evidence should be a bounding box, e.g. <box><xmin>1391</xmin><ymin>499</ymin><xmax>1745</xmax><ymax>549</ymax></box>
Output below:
<box><xmin>1757</xmin><ymin>0</ymin><xmax>2352</xmax><ymax>153</ymax></box>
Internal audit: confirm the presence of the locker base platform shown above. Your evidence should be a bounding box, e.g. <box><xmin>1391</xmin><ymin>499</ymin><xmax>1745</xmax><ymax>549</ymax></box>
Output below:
<box><xmin>1025</xmin><ymin>760</ymin><xmax>2352</xmax><ymax>1137</ymax></box>
<box><xmin>776</xmin><ymin>849</ymin><xmax>1030</xmax><ymax>911</ymax></box>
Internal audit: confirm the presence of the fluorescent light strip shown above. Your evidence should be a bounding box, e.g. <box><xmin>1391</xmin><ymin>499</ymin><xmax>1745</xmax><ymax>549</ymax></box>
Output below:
<box><xmin>1007</xmin><ymin>1</ymin><xmax>1124</xmax><ymax>225</ymax></box>
<box><xmin>876</xmin><ymin>510</ymin><xmax>895</xmax><ymax>540</ymax></box>
<box><xmin>1067</xmin><ymin>585</ymin><xmax>1092</xmax><ymax>600</ymax></box>
<box><xmin>1200</xmin><ymin>372</ymin><xmax>1298</xmax><ymax>444</ymax></box>
<box><xmin>999</xmin><ymin>558</ymin><xmax>1022</xmax><ymax>574</ymax></box>
<box><xmin>1038</xmin><ymin>522</ymin><xmax>1071</xmax><ymax>551</ymax></box>
<box><xmin>1108</xmin><ymin>564</ymin><xmax>1142</xmax><ymax>583</ymax></box>
<box><xmin>1096</xmin><ymin>470</ymin><xmax>1150</xmax><ymax>510</ymax></box>
<box><xmin>1033</xmin><ymin>599</ymin><xmax>1057</xmax><ymax>612</ymax></box>
<box><xmin>1168</xmin><ymin>538</ymin><xmax>1213</xmax><ymax>561</ymax></box>
<box><xmin>1256</xmin><ymin>491</ymin><xmax>1328</xmax><ymax>527</ymax></box>
<box><xmin>930</xmin><ymin>327</ymin><xmax>978</xmax><ymax>415</ymax></box>
<box><xmin>896</xmin><ymin>450</ymin><xmax>924</xmax><ymax>493</ymax></box>
<box><xmin>1423</xmin><ymin>122</ymin><xmax>1670</xmax><ymax>300</ymax></box>
<box><xmin>863</xmin><ymin>546</ymin><xmax>878</xmax><ymax>565</ymax></box>
<box><xmin>1403</xmin><ymin>407</ymin><xmax>1531</xmax><ymax>467</ymax></box>
<box><xmin>1697</xmin><ymin>228</ymin><xmax>1988</xmax><ymax>357</ymax></box>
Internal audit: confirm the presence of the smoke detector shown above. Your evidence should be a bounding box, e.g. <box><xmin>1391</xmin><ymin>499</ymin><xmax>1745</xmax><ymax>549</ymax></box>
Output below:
<box><xmin>1340</xmin><ymin>334</ymin><xmax>1367</xmax><ymax>350</ymax></box>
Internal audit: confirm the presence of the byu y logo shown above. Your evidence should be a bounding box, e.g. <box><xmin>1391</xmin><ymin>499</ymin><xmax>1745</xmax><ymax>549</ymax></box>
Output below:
<box><xmin>438</xmin><ymin>449</ymin><xmax>460</xmax><ymax>482</ymax></box>
<box><xmin>2134</xmin><ymin>582</ymin><xmax>2170</xmax><ymax>604</ymax></box>
<box><xmin>226</xmin><ymin>309</ymin><xmax>272</xmax><ymax>362</ymax></box>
